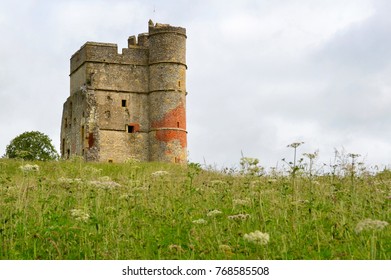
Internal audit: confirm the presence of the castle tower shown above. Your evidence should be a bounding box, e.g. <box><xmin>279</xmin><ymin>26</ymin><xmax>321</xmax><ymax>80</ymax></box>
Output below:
<box><xmin>60</xmin><ymin>21</ymin><xmax>187</xmax><ymax>163</ymax></box>
<box><xmin>148</xmin><ymin>22</ymin><xmax>187</xmax><ymax>163</ymax></box>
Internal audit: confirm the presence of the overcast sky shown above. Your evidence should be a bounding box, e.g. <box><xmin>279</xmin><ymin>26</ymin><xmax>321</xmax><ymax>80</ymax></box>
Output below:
<box><xmin>1</xmin><ymin>0</ymin><xmax>391</xmax><ymax>170</ymax></box>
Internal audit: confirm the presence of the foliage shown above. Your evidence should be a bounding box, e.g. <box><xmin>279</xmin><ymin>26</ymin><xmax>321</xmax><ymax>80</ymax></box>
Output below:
<box><xmin>0</xmin><ymin>159</ymin><xmax>389</xmax><ymax>260</ymax></box>
<box><xmin>5</xmin><ymin>131</ymin><xmax>58</xmax><ymax>161</ymax></box>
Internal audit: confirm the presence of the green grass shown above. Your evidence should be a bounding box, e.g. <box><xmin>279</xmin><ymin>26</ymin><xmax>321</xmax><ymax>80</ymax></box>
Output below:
<box><xmin>0</xmin><ymin>158</ymin><xmax>390</xmax><ymax>259</ymax></box>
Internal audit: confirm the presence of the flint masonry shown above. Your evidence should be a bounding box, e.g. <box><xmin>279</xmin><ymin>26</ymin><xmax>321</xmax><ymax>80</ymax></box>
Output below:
<box><xmin>60</xmin><ymin>21</ymin><xmax>187</xmax><ymax>163</ymax></box>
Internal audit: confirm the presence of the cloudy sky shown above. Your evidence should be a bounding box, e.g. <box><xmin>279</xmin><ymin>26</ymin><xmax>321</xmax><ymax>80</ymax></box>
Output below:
<box><xmin>1</xmin><ymin>0</ymin><xmax>391</xmax><ymax>170</ymax></box>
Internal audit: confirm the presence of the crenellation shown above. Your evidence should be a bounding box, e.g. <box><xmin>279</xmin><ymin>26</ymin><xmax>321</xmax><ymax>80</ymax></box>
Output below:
<box><xmin>137</xmin><ymin>33</ymin><xmax>149</xmax><ymax>47</ymax></box>
<box><xmin>61</xmin><ymin>20</ymin><xmax>187</xmax><ymax>163</ymax></box>
<box><xmin>127</xmin><ymin>35</ymin><xmax>137</xmax><ymax>47</ymax></box>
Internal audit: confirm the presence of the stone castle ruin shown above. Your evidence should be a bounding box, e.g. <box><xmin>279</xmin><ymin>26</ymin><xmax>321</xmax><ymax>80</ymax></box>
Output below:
<box><xmin>60</xmin><ymin>21</ymin><xmax>187</xmax><ymax>163</ymax></box>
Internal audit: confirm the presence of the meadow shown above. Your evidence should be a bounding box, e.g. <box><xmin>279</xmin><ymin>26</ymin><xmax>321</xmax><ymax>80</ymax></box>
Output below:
<box><xmin>0</xmin><ymin>157</ymin><xmax>389</xmax><ymax>260</ymax></box>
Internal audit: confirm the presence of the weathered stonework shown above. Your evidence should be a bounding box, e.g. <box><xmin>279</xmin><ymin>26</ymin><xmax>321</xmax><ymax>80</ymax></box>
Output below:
<box><xmin>60</xmin><ymin>21</ymin><xmax>187</xmax><ymax>163</ymax></box>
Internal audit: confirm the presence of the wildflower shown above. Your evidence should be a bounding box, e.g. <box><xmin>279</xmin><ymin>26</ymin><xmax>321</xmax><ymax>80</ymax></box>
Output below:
<box><xmin>20</xmin><ymin>164</ymin><xmax>40</xmax><ymax>172</ymax></box>
<box><xmin>355</xmin><ymin>219</ymin><xmax>389</xmax><ymax>233</ymax></box>
<box><xmin>70</xmin><ymin>209</ymin><xmax>90</xmax><ymax>222</ymax></box>
<box><xmin>207</xmin><ymin>209</ymin><xmax>222</xmax><ymax>217</ymax></box>
<box><xmin>228</xmin><ymin>214</ymin><xmax>250</xmax><ymax>220</ymax></box>
<box><xmin>151</xmin><ymin>170</ymin><xmax>169</xmax><ymax>177</ymax></box>
<box><xmin>88</xmin><ymin>180</ymin><xmax>121</xmax><ymax>189</ymax></box>
<box><xmin>192</xmin><ymin>218</ymin><xmax>207</xmax><ymax>224</ymax></box>
<box><xmin>243</xmin><ymin>231</ymin><xmax>269</xmax><ymax>245</ymax></box>
<box><xmin>233</xmin><ymin>198</ymin><xmax>250</xmax><ymax>206</ymax></box>
<box><xmin>287</xmin><ymin>142</ymin><xmax>304</xmax><ymax>149</ymax></box>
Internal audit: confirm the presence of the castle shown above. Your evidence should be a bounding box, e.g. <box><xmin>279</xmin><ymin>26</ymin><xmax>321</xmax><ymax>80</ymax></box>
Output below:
<box><xmin>60</xmin><ymin>21</ymin><xmax>187</xmax><ymax>163</ymax></box>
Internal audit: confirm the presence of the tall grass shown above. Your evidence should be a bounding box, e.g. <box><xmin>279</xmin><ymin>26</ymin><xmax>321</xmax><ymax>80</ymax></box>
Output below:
<box><xmin>0</xmin><ymin>158</ymin><xmax>389</xmax><ymax>259</ymax></box>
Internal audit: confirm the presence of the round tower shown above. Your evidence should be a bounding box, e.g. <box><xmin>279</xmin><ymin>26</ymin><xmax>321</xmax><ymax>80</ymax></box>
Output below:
<box><xmin>148</xmin><ymin>22</ymin><xmax>187</xmax><ymax>163</ymax></box>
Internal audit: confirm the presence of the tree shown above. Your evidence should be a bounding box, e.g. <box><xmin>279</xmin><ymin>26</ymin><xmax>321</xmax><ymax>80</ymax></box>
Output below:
<box><xmin>5</xmin><ymin>131</ymin><xmax>59</xmax><ymax>161</ymax></box>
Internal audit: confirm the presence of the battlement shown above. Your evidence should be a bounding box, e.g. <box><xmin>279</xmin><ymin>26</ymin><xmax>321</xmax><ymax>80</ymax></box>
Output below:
<box><xmin>149</xmin><ymin>22</ymin><xmax>186</xmax><ymax>37</ymax></box>
<box><xmin>70</xmin><ymin>21</ymin><xmax>186</xmax><ymax>74</ymax></box>
<box><xmin>70</xmin><ymin>40</ymin><xmax>149</xmax><ymax>74</ymax></box>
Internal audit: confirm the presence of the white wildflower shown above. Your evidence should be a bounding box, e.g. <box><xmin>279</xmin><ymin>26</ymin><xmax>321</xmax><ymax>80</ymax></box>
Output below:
<box><xmin>243</xmin><ymin>231</ymin><xmax>270</xmax><ymax>245</ymax></box>
<box><xmin>207</xmin><ymin>209</ymin><xmax>222</xmax><ymax>217</ymax></box>
<box><xmin>355</xmin><ymin>219</ymin><xmax>389</xmax><ymax>233</ymax></box>
<box><xmin>151</xmin><ymin>170</ymin><xmax>169</xmax><ymax>177</ymax></box>
<box><xmin>233</xmin><ymin>198</ymin><xmax>251</xmax><ymax>206</ymax></box>
<box><xmin>228</xmin><ymin>213</ymin><xmax>250</xmax><ymax>220</ymax></box>
<box><xmin>20</xmin><ymin>164</ymin><xmax>40</xmax><ymax>172</ymax></box>
<box><xmin>70</xmin><ymin>209</ymin><xmax>90</xmax><ymax>222</ymax></box>
<box><xmin>192</xmin><ymin>218</ymin><xmax>207</xmax><ymax>224</ymax></box>
<box><xmin>88</xmin><ymin>180</ymin><xmax>121</xmax><ymax>189</ymax></box>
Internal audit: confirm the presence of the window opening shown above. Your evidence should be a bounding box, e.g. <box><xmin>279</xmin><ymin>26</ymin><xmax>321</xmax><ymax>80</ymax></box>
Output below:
<box><xmin>177</xmin><ymin>122</ymin><xmax>180</xmax><ymax>128</ymax></box>
<box><xmin>127</xmin><ymin>125</ymin><xmax>135</xmax><ymax>133</ymax></box>
<box><xmin>122</xmin><ymin>100</ymin><xmax>127</xmax><ymax>107</ymax></box>
<box><xmin>81</xmin><ymin>126</ymin><xmax>85</xmax><ymax>145</ymax></box>
<box><xmin>62</xmin><ymin>139</ymin><xmax>65</xmax><ymax>156</ymax></box>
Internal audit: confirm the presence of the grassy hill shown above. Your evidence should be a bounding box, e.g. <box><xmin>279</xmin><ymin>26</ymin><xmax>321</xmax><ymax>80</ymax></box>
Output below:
<box><xmin>0</xmin><ymin>158</ymin><xmax>389</xmax><ymax>259</ymax></box>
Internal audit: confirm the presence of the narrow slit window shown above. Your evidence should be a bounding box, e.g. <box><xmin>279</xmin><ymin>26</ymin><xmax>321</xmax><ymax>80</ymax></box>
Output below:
<box><xmin>122</xmin><ymin>100</ymin><xmax>127</xmax><ymax>107</ymax></box>
<box><xmin>177</xmin><ymin>121</ymin><xmax>180</xmax><ymax>128</ymax></box>
<box><xmin>62</xmin><ymin>139</ymin><xmax>65</xmax><ymax>156</ymax></box>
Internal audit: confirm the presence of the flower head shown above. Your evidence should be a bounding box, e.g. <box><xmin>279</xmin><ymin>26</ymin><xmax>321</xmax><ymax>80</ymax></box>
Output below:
<box><xmin>355</xmin><ymin>219</ymin><xmax>389</xmax><ymax>233</ymax></box>
<box><xmin>233</xmin><ymin>198</ymin><xmax>251</xmax><ymax>206</ymax></box>
<box><xmin>20</xmin><ymin>164</ymin><xmax>39</xmax><ymax>172</ymax></box>
<box><xmin>207</xmin><ymin>209</ymin><xmax>222</xmax><ymax>217</ymax></box>
<box><xmin>192</xmin><ymin>218</ymin><xmax>207</xmax><ymax>225</ymax></box>
<box><xmin>70</xmin><ymin>209</ymin><xmax>90</xmax><ymax>222</ymax></box>
<box><xmin>151</xmin><ymin>170</ymin><xmax>170</xmax><ymax>177</ymax></box>
<box><xmin>228</xmin><ymin>213</ymin><xmax>250</xmax><ymax>220</ymax></box>
<box><xmin>243</xmin><ymin>230</ymin><xmax>269</xmax><ymax>245</ymax></box>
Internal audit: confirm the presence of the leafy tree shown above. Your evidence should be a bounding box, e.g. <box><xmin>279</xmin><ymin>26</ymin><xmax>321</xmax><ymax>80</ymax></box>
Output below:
<box><xmin>5</xmin><ymin>131</ymin><xmax>59</xmax><ymax>161</ymax></box>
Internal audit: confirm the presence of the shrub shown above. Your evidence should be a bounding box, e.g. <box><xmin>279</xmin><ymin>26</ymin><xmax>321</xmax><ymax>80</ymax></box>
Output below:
<box><xmin>5</xmin><ymin>131</ymin><xmax>58</xmax><ymax>161</ymax></box>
